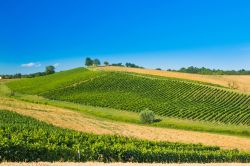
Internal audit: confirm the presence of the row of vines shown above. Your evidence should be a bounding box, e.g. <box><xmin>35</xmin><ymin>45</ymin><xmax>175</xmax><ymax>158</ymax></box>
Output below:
<box><xmin>0</xmin><ymin>110</ymin><xmax>250</xmax><ymax>162</ymax></box>
<box><xmin>42</xmin><ymin>72</ymin><xmax>250</xmax><ymax>125</ymax></box>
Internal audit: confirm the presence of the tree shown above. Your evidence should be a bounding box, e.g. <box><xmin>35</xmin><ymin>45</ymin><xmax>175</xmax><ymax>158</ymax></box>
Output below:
<box><xmin>111</xmin><ymin>63</ymin><xmax>123</xmax><ymax>66</ymax></box>
<box><xmin>125</xmin><ymin>62</ymin><xmax>143</xmax><ymax>68</ymax></box>
<box><xmin>104</xmin><ymin>61</ymin><xmax>109</xmax><ymax>66</ymax></box>
<box><xmin>14</xmin><ymin>73</ymin><xmax>22</xmax><ymax>78</ymax></box>
<box><xmin>93</xmin><ymin>59</ymin><xmax>101</xmax><ymax>66</ymax></box>
<box><xmin>45</xmin><ymin>66</ymin><xmax>55</xmax><ymax>75</ymax></box>
<box><xmin>85</xmin><ymin>57</ymin><xmax>93</xmax><ymax>66</ymax></box>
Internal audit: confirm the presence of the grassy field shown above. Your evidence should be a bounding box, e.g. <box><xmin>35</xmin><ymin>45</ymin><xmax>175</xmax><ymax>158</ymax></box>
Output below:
<box><xmin>6</xmin><ymin>67</ymin><xmax>104</xmax><ymax>94</ymax></box>
<box><xmin>97</xmin><ymin>66</ymin><xmax>250</xmax><ymax>94</ymax></box>
<box><xmin>7</xmin><ymin>68</ymin><xmax>250</xmax><ymax>125</ymax></box>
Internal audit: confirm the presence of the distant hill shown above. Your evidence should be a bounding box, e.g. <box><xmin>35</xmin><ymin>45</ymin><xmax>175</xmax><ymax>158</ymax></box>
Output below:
<box><xmin>7</xmin><ymin>67</ymin><xmax>250</xmax><ymax>126</ymax></box>
<box><xmin>97</xmin><ymin>66</ymin><xmax>250</xmax><ymax>94</ymax></box>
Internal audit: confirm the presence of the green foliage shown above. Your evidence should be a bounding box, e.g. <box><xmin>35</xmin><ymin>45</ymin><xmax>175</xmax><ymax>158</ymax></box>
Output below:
<box><xmin>38</xmin><ymin>72</ymin><xmax>250</xmax><ymax>126</ymax></box>
<box><xmin>111</xmin><ymin>63</ymin><xmax>124</xmax><ymax>66</ymax></box>
<box><xmin>0</xmin><ymin>110</ymin><xmax>249</xmax><ymax>163</ymax></box>
<box><xmin>178</xmin><ymin>66</ymin><xmax>250</xmax><ymax>75</ymax></box>
<box><xmin>140</xmin><ymin>109</ymin><xmax>155</xmax><ymax>124</ymax></box>
<box><xmin>104</xmin><ymin>61</ymin><xmax>109</xmax><ymax>66</ymax></box>
<box><xmin>85</xmin><ymin>57</ymin><xmax>93</xmax><ymax>66</ymax></box>
<box><xmin>45</xmin><ymin>66</ymin><xmax>55</xmax><ymax>75</ymax></box>
<box><xmin>125</xmin><ymin>62</ymin><xmax>143</xmax><ymax>68</ymax></box>
<box><xmin>93</xmin><ymin>59</ymin><xmax>101</xmax><ymax>66</ymax></box>
<box><xmin>0</xmin><ymin>72</ymin><xmax>47</xmax><ymax>79</ymax></box>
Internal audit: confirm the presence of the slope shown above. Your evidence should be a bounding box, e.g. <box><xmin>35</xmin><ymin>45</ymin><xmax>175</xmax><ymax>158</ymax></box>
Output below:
<box><xmin>1</xmin><ymin>96</ymin><xmax>250</xmax><ymax>152</ymax></box>
<box><xmin>7</xmin><ymin>68</ymin><xmax>250</xmax><ymax>126</ymax></box>
<box><xmin>7</xmin><ymin>67</ymin><xmax>104</xmax><ymax>94</ymax></box>
<box><xmin>97</xmin><ymin>66</ymin><xmax>250</xmax><ymax>94</ymax></box>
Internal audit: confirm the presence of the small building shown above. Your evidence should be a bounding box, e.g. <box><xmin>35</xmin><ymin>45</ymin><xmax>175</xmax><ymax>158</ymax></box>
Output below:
<box><xmin>0</xmin><ymin>76</ymin><xmax>2</xmax><ymax>79</ymax></box>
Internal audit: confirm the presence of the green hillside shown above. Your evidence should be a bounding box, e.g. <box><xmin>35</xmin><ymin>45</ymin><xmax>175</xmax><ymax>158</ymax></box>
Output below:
<box><xmin>7</xmin><ymin>68</ymin><xmax>250</xmax><ymax>125</ymax></box>
<box><xmin>1</xmin><ymin>109</ymin><xmax>250</xmax><ymax>162</ymax></box>
<box><xmin>7</xmin><ymin>67</ymin><xmax>104</xmax><ymax>94</ymax></box>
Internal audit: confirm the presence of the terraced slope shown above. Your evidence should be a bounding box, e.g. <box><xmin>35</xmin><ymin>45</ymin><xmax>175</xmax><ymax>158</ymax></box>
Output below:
<box><xmin>2</xmin><ymin>109</ymin><xmax>250</xmax><ymax>163</ymax></box>
<box><xmin>8</xmin><ymin>69</ymin><xmax>250</xmax><ymax>126</ymax></box>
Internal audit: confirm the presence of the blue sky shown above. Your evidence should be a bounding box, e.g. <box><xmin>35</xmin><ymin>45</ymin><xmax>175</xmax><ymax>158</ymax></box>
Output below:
<box><xmin>1</xmin><ymin>0</ymin><xmax>250</xmax><ymax>74</ymax></box>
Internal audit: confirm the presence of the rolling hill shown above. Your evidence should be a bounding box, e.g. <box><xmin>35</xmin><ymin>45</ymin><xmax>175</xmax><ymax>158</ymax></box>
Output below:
<box><xmin>7</xmin><ymin>67</ymin><xmax>250</xmax><ymax>126</ymax></box>
<box><xmin>2</xmin><ymin>66</ymin><xmax>250</xmax><ymax>163</ymax></box>
<box><xmin>97</xmin><ymin>66</ymin><xmax>250</xmax><ymax>94</ymax></box>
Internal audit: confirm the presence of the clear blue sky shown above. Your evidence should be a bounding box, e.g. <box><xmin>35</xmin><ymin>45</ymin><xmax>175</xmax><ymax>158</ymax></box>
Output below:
<box><xmin>1</xmin><ymin>0</ymin><xmax>250</xmax><ymax>74</ymax></box>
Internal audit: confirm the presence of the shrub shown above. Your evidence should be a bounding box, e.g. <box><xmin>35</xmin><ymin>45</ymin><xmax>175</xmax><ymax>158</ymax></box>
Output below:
<box><xmin>139</xmin><ymin>109</ymin><xmax>155</xmax><ymax>124</ymax></box>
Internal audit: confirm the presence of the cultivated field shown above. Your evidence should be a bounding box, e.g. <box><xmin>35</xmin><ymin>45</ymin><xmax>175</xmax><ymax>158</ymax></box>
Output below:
<box><xmin>0</xmin><ymin>96</ymin><xmax>249</xmax><ymax>151</ymax></box>
<box><xmin>7</xmin><ymin>69</ymin><xmax>250</xmax><ymax>125</ymax></box>
<box><xmin>3</xmin><ymin>109</ymin><xmax>249</xmax><ymax>163</ymax></box>
<box><xmin>97</xmin><ymin>66</ymin><xmax>250</xmax><ymax>94</ymax></box>
<box><xmin>1</xmin><ymin>67</ymin><xmax>250</xmax><ymax>164</ymax></box>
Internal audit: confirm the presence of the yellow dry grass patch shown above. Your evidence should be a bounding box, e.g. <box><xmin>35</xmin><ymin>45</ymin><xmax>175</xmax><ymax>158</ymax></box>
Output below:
<box><xmin>0</xmin><ymin>97</ymin><xmax>250</xmax><ymax>151</ymax></box>
<box><xmin>97</xmin><ymin>66</ymin><xmax>250</xmax><ymax>93</ymax></box>
<box><xmin>0</xmin><ymin>163</ymin><xmax>249</xmax><ymax>166</ymax></box>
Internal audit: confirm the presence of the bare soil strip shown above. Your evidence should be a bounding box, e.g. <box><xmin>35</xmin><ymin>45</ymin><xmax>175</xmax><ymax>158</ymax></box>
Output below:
<box><xmin>0</xmin><ymin>97</ymin><xmax>250</xmax><ymax>151</ymax></box>
<box><xmin>97</xmin><ymin>66</ymin><xmax>250</xmax><ymax>94</ymax></box>
<box><xmin>0</xmin><ymin>162</ymin><xmax>249</xmax><ymax>166</ymax></box>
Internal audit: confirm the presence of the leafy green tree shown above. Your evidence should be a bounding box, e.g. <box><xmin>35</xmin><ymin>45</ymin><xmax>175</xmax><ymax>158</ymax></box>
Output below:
<box><xmin>85</xmin><ymin>57</ymin><xmax>93</xmax><ymax>66</ymax></box>
<box><xmin>139</xmin><ymin>109</ymin><xmax>155</xmax><ymax>124</ymax></box>
<box><xmin>45</xmin><ymin>66</ymin><xmax>55</xmax><ymax>75</ymax></box>
<box><xmin>111</xmin><ymin>63</ymin><xmax>123</xmax><ymax>66</ymax></box>
<box><xmin>93</xmin><ymin>59</ymin><xmax>101</xmax><ymax>66</ymax></box>
<box><xmin>104</xmin><ymin>61</ymin><xmax>109</xmax><ymax>66</ymax></box>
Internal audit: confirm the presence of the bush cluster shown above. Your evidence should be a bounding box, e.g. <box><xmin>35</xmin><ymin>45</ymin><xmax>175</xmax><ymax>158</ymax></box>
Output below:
<box><xmin>139</xmin><ymin>109</ymin><xmax>155</xmax><ymax>124</ymax></box>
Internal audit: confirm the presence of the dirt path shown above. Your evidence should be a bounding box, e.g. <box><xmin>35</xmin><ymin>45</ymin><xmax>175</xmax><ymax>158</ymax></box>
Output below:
<box><xmin>0</xmin><ymin>97</ymin><xmax>250</xmax><ymax>151</ymax></box>
<box><xmin>96</xmin><ymin>66</ymin><xmax>250</xmax><ymax>94</ymax></box>
<box><xmin>1</xmin><ymin>163</ymin><xmax>249</xmax><ymax>166</ymax></box>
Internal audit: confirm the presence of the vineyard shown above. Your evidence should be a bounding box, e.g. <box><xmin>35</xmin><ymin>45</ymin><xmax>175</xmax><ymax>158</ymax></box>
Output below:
<box><xmin>25</xmin><ymin>71</ymin><xmax>250</xmax><ymax>126</ymax></box>
<box><xmin>0</xmin><ymin>109</ymin><xmax>250</xmax><ymax>163</ymax></box>
<box><xmin>7</xmin><ymin>69</ymin><xmax>250</xmax><ymax>126</ymax></box>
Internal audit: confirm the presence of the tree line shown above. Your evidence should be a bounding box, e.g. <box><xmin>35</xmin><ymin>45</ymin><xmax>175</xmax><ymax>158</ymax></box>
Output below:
<box><xmin>85</xmin><ymin>57</ymin><xmax>143</xmax><ymax>68</ymax></box>
<box><xmin>3</xmin><ymin>59</ymin><xmax>249</xmax><ymax>79</ymax></box>
<box><xmin>172</xmin><ymin>66</ymin><xmax>250</xmax><ymax>75</ymax></box>
<box><xmin>0</xmin><ymin>66</ymin><xmax>55</xmax><ymax>79</ymax></box>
